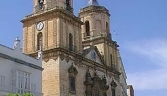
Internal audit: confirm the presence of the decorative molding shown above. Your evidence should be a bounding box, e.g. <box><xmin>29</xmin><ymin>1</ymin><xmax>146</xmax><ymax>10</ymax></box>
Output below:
<box><xmin>84</xmin><ymin>70</ymin><xmax>109</xmax><ymax>96</ymax></box>
<box><xmin>29</xmin><ymin>47</ymin><xmax>120</xmax><ymax>77</ymax></box>
<box><xmin>68</xmin><ymin>65</ymin><xmax>78</xmax><ymax>76</ymax></box>
<box><xmin>0</xmin><ymin>53</ymin><xmax>43</xmax><ymax>71</ymax></box>
<box><xmin>111</xmin><ymin>79</ymin><xmax>117</xmax><ymax>88</ymax></box>
<box><xmin>21</xmin><ymin>8</ymin><xmax>83</xmax><ymax>26</ymax></box>
<box><xmin>65</xmin><ymin>55</ymin><xmax>70</xmax><ymax>63</ymax></box>
<box><xmin>59</xmin><ymin>53</ymin><xmax>65</xmax><ymax>61</ymax></box>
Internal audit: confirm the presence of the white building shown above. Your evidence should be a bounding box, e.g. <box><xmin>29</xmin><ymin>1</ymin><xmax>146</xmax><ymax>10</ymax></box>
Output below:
<box><xmin>0</xmin><ymin>38</ymin><xmax>42</xmax><ymax>96</ymax></box>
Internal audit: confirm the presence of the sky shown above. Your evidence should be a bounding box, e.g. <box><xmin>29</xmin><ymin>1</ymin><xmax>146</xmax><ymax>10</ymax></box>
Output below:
<box><xmin>0</xmin><ymin>0</ymin><xmax>167</xmax><ymax>96</ymax></box>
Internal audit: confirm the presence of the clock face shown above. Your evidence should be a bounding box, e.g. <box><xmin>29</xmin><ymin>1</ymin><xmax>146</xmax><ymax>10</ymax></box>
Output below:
<box><xmin>36</xmin><ymin>21</ymin><xmax>44</xmax><ymax>31</ymax></box>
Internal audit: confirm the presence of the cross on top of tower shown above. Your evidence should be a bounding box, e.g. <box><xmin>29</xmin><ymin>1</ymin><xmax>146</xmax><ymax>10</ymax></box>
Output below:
<box><xmin>88</xmin><ymin>0</ymin><xmax>99</xmax><ymax>6</ymax></box>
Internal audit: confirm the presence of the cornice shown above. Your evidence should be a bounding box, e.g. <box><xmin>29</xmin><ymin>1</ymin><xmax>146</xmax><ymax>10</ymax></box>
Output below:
<box><xmin>29</xmin><ymin>47</ymin><xmax>120</xmax><ymax>77</ymax></box>
<box><xmin>21</xmin><ymin>7</ymin><xmax>83</xmax><ymax>25</ymax></box>
<box><xmin>83</xmin><ymin>36</ymin><xmax>119</xmax><ymax>48</ymax></box>
<box><xmin>0</xmin><ymin>52</ymin><xmax>43</xmax><ymax>71</ymax></box>
<box><xmin>79</xmin><ymin>6</ymin><xmax>110</xmax><ymax>17</ymax></box>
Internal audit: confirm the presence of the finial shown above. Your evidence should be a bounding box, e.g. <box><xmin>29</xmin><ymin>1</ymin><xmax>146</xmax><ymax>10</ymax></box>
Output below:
<box><xmin>38</xmin><ymin>49</ymin><xmax>43</xmax><ymax>59</ymax></box>
<box><xmin>88</xmin><ymin>0</ymin><xmax>99</xmax><ymax>6</ymax></box>
<box><xmin>38</xmin><ymin>41</ymin><xmax>43</xmax><ymax>59</ymax></box>
<box><xmin>13</xmin><ymin>37</ymin><xmax>21</xmax><ymax>51</ymax></box>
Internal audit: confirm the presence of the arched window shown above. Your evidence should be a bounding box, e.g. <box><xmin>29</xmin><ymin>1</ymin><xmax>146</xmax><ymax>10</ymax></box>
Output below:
<box><xmin>69</xmin><ymin>33</ymin><xmax>73</xmax><ymax>51</ymax></box>
<box><xmin>37</xmin><ymin>32</ymin><xmax>43</xmax><ymax>50</ymax></box>
<box><xmin>68</xmin><ymin>65</ymin><xmax>78</xmax><ymax>93</ymax></box>
<box><xmin>95</xmin><ymin>20</ymin><xmax>102</xmax><ymax>34</ymax></box>
<box><xmin>111</xmin><ymin>80</ymin><xmax>117</xmax><ymax>96</ymax></box>
<box><xmin>112</xmin><ymin>89</ymin><xmax>116</xmax><ymax>96</ymax></box>
<box><xmin>85</xmin><ymin>21</ymin><xmax>90</xmax><ymax>36</ymax></box>
<box><xmin>106</xmin><ymin>22</ymin><xmax>109</xmax><ymax>33</ymax></box>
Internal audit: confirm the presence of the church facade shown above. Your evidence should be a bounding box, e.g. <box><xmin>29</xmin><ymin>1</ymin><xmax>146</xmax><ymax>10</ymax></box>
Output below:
<box><xmin>21</xmin><ymin>0</ymin><xmax>127</xmax><ymax>96</ymax></box>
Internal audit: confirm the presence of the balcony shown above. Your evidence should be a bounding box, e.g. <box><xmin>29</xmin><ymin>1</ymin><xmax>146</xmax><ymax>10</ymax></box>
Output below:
<box><xmin>0</xmin><ymin>85</ymin><xmax>42</xmax><ymax>96</ymax></box>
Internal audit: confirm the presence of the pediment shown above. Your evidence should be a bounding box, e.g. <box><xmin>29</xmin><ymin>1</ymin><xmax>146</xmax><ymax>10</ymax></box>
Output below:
<box><xmin>83</xmin><ymin>46</ymin><xmax>104</xmax><ymax>65</ymax></box>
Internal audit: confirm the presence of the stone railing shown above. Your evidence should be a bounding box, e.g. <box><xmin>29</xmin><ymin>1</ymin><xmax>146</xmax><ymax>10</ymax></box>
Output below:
<box><xmin>83</xmin><ymin>31</ymin><xmax>111</xmax><ymax>40</ymax></box>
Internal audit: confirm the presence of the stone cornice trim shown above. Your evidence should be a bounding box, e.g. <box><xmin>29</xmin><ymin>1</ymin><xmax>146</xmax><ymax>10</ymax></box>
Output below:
<box><xmin>29</xmin><ymin>47</ymin><xmax>120</xmax><ymax>75</ymax></box>
<box><xmin>21</xmin><ymin>8</ymin><xmax>83</xmax><ymax>25</ymax></box>
<box><xmin>0</xmin><ymin>53</ymin><xmax>43</xmax><ymax>71</ymax></box>
<box><xmin>83</xmin><ymin>37</ymin><xmax>119</xmax><ymax>48</ymax></box>
<box><xmin>79</xmin><ymin>6</ymin><xmax>110</xmax><ymax>17</ymax></box>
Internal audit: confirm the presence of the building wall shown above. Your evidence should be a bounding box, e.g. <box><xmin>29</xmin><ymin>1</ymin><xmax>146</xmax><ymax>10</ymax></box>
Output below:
<box><xmin>127</xmin><ymin>85</ymin><xmax>134</xmax><ymax>96</ymax></box>
<box><xmin>0</xmin><ymin>57</ymin><xmax>42</xmax><ymax>93</ymax></box>
<box><xmin>0</xmin><ymin>44</ymin><xmax>42</xmax><ymax>96</ymax></box>
<box><xmin>42</xmin><ymin>58</ymin><xmax>60</xmax><ymax>96</ymax></box>
<box><xmin>59</xmin><ymin>58</ymin><xmax>119</xmax><ymax>96</ymax></box>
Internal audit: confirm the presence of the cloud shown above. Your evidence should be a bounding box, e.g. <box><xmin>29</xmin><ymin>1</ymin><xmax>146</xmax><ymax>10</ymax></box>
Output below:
<box><xmin>125</xmin><ymin>39</ymin><xmax>167</xmax><ymax>90</ymax></box>
<box><xmin>128</xmin><ymin>68</ymin><xmax>167</xmax><ymax>90</ymax></box>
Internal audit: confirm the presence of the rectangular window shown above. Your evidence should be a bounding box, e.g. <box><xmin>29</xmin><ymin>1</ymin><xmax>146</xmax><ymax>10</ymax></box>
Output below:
<box><xmin>110</xmin><ymin>54</ymin><xmax>113</xmax><ymax>64</ymax></box>
<box><xmin>69</xmin><ymin>77</ymin><xmax>75</xmax><ymax>92</ymax></box>
<box><xmin>31</xmin><ymin>83</ymin><xmax>36</xmax><ymax>92</ymax></box>
<box><xmin>0</xmin><ymin>75</ymin><xmax>5</xmax><ymax>87</ymax></box>
<box><xmin>112</xmin><ymin>89</ymin><xmax>116</xmax><ymax>96</ymax></box>
<box><xmin>12</xmin><ymin>70</ymin><xmax>31</xmax><ymax>94</ymax></box>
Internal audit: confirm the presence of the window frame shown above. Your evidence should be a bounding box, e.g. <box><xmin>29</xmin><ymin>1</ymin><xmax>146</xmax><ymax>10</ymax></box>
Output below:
<box><xmin>11</xmin><ymin>70</ymin><xmax>31</xmax><ymax>94</ymax></box>
<box><xmin>85</xmin><ymin>21</ymin><xmax>90</xmax><ymax>36</ymax></box>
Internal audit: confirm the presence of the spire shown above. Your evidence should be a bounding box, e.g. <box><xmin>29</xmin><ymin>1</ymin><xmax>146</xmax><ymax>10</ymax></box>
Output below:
<box><xmin>88</xmin><ymin>0</ymin><xmax>99</xmax><ymax>6</ymax></box>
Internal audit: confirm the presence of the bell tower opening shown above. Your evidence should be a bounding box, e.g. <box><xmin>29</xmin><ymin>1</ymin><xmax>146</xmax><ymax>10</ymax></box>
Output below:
<box><xmin>34</xmin><ymin>0</ymin><xmax>74</xmax><ymax>13</ymax></box>
<box><xmin>106</xmin><ymin>22</ymin><xmax>109</xmax><ymax>33</ymax></box>
<box><xmin>85</xmin><ymin>21</ymin><xmax>90</xmax><ymax>36</ymax></box>
<box><xmin>69</xmin><ymin>33</ymin><xmax>74</xmax><ymax>51</ymax></box>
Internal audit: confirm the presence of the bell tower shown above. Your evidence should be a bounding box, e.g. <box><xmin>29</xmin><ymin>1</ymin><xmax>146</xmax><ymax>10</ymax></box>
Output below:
<box><xmin>33</xmin><ymin>0</ymin><xmax>73</xmax><ymax>13</ymax></box>
<box><xmin>22</xmin><ymin>0</ymin><xmax>82</xmax><ymax>96</ymax></box>
<box><xmin>79</xmin><ymin>0</ymin><xmax>119</xmax><ymax>69</ymax></box>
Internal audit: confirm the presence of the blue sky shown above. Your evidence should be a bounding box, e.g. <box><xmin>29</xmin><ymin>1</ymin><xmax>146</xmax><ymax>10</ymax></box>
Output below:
<box><xmin>0</xmin><ymin>0</ymin><xmax>167</xmax><ymax>96</ymax></box>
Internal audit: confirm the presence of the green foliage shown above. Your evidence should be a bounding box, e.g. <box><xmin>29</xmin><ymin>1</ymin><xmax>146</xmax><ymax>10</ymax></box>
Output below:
<box><xmin>6</xmin><ymin>93</ymin><xmax>33</xmax><ymax>96</ymax></box>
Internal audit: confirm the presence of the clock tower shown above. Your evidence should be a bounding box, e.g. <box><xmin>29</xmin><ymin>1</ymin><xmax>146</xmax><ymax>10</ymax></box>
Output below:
<box><xmin>22</xmin><ymin>0</ymin><xmax>82</xmax><ymax>96</ymax></box>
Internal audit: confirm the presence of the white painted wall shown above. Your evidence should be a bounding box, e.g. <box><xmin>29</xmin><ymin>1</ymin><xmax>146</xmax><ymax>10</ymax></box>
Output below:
<box><xmin>0</xmin><ymin>44</ymin><xmax>42</xmax><ymax>96</ymax></box>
